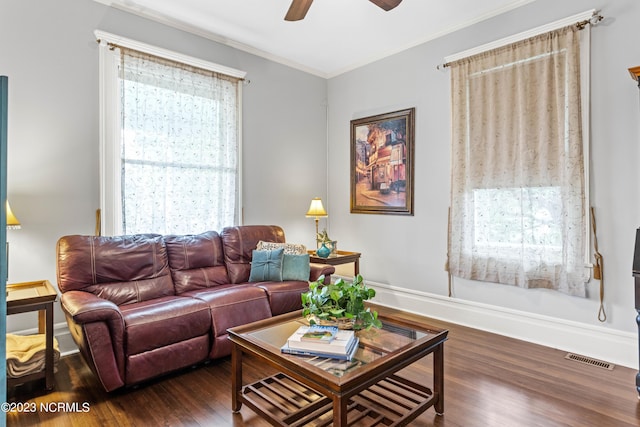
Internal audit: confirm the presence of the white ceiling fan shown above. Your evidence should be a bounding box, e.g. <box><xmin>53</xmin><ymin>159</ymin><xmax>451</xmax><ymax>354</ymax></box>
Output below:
<box><xmin>284</xmin><ymin>0</ymin><xmax>403</xmax><ymax>21</ymax></box>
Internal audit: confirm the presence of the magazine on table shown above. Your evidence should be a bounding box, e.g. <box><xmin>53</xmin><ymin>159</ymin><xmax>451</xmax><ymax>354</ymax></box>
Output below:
<box><xmin>300</xmin><ymin>325</ymin><xmax>339</xmax><ymax>343</ymax></box>
<box><xmin>281</xmin><ymin>337</ymin><xmax>359</xmax><ymax>361</ymax></box>
<box><xmin>306</xmin><ymin>354</ymin><xmax>366</xmax><ymax>377</ymax></box>
<box><xmin>286</xmin><ymin>325</ymin><xmax>355</xmax><ymax>353</ymax></box>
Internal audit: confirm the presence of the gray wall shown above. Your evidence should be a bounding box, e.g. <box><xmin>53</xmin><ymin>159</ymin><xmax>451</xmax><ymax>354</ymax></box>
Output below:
<box><xmin>0</xmin><ymin>0</ymin><xmax>328</xmax><ymax>331</ymax></box>
<box><xmin>327</xmin><ymin>0</ymin><xmax>639</xmax><ymax>336</ymax></box>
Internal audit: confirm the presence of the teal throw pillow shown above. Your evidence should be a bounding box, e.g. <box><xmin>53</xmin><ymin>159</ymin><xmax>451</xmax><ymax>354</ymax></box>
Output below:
<box><xmin>249</xmin><ymin>248</ymin><xmax>284</xmax><ymax>282</ymax></box>
<box><xmin>282</xmin><ymin>254</ymin><xmax>310</xmax><ymax>281</ymax></box>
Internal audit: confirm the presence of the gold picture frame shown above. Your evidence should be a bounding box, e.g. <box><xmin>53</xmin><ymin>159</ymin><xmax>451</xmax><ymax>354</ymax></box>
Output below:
<box><xmin>350</xmin><ymin>108</ymin><xmax>415</xmax><ymax>215</ymax></box>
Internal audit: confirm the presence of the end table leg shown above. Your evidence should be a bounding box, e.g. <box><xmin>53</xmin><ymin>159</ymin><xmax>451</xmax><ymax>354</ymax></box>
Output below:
<box><xmin>231</xmin><ymin>344</ymin><xmax>243</xmax><ymax>412</ymax></box>
<box><xmin>636</xmin><ymin>311</ymin><xmax>640</xmax><ymax>397</ymax></box>
<box><xmin>44</xmin><ymin>304</ymin><xmax>55</xmax><ymax>390</ymax></box>
<box><xmin>434</xmin><ymin>343</ymin><xmax>444</xmax><ymax>415</ymax></box>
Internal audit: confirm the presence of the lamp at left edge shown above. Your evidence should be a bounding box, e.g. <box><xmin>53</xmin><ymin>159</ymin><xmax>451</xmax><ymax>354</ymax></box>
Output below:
<box><xmin>6</xmin><ymin>200</ymin><xmax>20</xmax><ymax>229</ymax></box>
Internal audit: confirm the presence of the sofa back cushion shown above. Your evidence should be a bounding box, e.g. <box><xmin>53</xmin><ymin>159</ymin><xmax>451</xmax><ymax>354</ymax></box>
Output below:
<box><xmin>164</xmin><ymin>231</ymin><xmax>230</xmax><ymax>294</ymax></box>
<box><xmin>221</xmin><ymin>225</ymin><xmax>286</xmax><ymax>283</ymax></box>
<box><xmin>56</xmin><ymin>234</ymin><xmax>174</xmax><ymax>306</ymax></box>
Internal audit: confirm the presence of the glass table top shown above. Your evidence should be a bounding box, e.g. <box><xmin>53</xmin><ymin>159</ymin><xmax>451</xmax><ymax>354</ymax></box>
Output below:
<box><xmin>246</xmin><ymin>316</ymin><xmax>437</xmax><ymax>378</ymax></box>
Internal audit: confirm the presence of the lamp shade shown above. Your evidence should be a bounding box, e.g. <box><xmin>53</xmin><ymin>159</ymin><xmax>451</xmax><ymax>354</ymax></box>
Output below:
<box><xmin>306</xmin><ymin>198</ymin><xmax>327</xmax><ymax>218</ymax></box>
<box><xmin>6</xmin><ymin>200</ymin><xmax>21</xmax><ymax>229</ymax></box>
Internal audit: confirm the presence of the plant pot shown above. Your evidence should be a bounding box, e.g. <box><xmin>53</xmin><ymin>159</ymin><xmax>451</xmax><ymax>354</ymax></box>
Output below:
<box><xmin>316</xmin><ymin>243</ymin><xmax>331</xmax><ymax>258</ymax></box>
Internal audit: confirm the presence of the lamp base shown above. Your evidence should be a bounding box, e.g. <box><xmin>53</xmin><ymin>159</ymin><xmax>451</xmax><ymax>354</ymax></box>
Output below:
<box><xmin>314</xmin><ymin>217</ymin><xmax>319</xmax><ymax>247</ymax></box>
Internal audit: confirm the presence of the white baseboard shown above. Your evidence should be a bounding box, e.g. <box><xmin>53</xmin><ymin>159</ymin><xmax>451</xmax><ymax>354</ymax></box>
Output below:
<box><xmin>16</xmin><ymin>283</ymin><xmax>638</xmax><ymax>369</ymax></box>
<box><xmin>357</xmin><ymin>278</ymin><xmax>637</xmax><ymax>369</ymax></box>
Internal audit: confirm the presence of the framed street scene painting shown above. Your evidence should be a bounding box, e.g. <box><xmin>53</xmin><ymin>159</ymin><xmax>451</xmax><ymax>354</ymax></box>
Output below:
<box><xmin>350</xmin><ymin>108</ymin><xmax>415</xmax><ymax>215</ymax></box>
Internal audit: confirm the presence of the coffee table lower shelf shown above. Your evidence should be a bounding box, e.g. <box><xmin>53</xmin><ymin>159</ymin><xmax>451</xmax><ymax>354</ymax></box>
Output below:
<box><xmin>241</xmin><ymin>372</ymin><xmax>437</xmax><ymax>427</ymax></box>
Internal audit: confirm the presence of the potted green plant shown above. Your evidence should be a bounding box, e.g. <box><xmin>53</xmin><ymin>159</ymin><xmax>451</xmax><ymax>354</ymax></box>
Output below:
<box><xmin>301</xmin><ymin>274</ymin><xmax>382</xmax><ymax>330</ymax></box>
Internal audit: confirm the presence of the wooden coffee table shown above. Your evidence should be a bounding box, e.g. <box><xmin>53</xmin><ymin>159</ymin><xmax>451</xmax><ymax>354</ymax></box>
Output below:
<box><xmin>228</xmin><ymin>311</ymin><xmax>448</xmax><ymax>426</ymax></box>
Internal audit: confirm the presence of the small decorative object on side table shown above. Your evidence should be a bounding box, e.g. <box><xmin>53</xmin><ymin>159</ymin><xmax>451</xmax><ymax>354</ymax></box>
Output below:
<box><xmin>6</xmin><ymin>280</ymin><xmax>58</xmax><ymax>390</ymax></box>
<box><xmin>315</xmin><ymin>243</ymin><xmax>331</xmax><ymax>258</ymax></box>
<box><xmin>308</xmin><ymin>250</ymin><xmax>361</xmax><ymax>276</ymax></box>
<box><xmin>315</xmin><ymin>229</ymin><xmax>337</xmax><ymax>256</ymax></box>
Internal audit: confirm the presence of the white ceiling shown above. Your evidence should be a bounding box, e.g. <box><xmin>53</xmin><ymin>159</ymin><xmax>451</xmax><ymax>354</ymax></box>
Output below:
<box><xmin>95</xmin><ymin>0</ymin><xmax>535</xmax><ymax>78</ymax></box>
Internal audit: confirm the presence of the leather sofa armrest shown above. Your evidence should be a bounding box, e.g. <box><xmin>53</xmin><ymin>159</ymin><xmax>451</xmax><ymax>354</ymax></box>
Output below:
<box><xmin>61</xmin><ymin>290</ymin><xmax>124</xmax><ymax>325</ymax></box>
<box><xmin>310</xmin><ymin>264</ymin><xmax>335</xmax><ymax>283</ymax></box>
<box><xmin>60</xmin><ymin>290</ymin><xmax>127</xmax><ymax>391</ymax></box>
<box><xmin>60</xmin><ymin>290</ymin><xmax>125</xmax><ymax>391</ymax></box>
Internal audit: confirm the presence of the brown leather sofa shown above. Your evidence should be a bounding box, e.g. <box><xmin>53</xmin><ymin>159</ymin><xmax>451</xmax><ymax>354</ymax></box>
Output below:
<box><xmin>56</xmin><ymin>225</ymin><xmax>333</xmax><ymax>392</ymax></box>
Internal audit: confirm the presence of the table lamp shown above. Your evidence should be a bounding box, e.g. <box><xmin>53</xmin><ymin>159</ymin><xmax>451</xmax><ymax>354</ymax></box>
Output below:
<box><xmin>305</xmin><ymin>197</ymin><xmax>327</xmax><ymax>244</ymax></box>
<box><xmin>6</xmin><ymin>200</ymin><xmax>21</xmax><ymax>280</ymax></box>
<box><xmin>6</xmin><ymin>200</ymin><xmax>21</xmax><ymax>230</ymax></box>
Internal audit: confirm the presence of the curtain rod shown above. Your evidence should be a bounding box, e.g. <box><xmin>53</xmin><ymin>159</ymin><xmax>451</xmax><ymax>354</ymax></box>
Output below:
<box><xmin>97</xmin><ymin>38</ymin><xmax>252</xmax><ymax>84</ymax></box>
<box><xmin>94</xmin><ymin>30</ymin><xmax>248</xmax><ymax>80</ymax></box>
<box><xmin>97</xmin><ymin>39</ymin><xmax>250</xmax><ymax>84</ymax></box>
<box><xmin>437</xmin><ymin>10</ymin><xmax>603</xmax><ymax>70</ymax></box>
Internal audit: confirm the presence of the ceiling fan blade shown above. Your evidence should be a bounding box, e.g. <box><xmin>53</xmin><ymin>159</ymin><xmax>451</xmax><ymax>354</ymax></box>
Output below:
<box><xmin>369</xmin><ymin>0</ymin><xmax>402</xmax><ymax>11</ymax></box>
<box><xmin>285</xmin><ymin>0</ymin><xmax>314</xmax><ymax>21</ymax></box>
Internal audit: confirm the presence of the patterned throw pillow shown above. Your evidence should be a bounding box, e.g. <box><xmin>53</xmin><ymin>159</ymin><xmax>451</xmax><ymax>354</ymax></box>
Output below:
<box><xmin>249</xmin><ymin>248</ymin><xmax>284</xmax><ymax>282</ymax></box>
<box><xmin>256</xmin><ymin>240</ymin><xmax>307</xmax><ymax>255</ymax></box>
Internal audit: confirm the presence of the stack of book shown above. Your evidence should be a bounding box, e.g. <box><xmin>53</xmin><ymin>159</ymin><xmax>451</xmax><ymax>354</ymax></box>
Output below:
<box><xmin>281</xmin><ymin>325</ymin><xmax>358</xmax><ymax>360</ymax></box>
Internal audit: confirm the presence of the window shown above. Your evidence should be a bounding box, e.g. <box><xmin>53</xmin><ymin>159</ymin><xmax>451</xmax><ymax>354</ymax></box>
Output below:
<box><xmin>97</xmin><ymin>31</ymin><xmax>245</xmax><ymax>236</ymax></box>
<box><xmin>447</xmin><ymin>23</ymin><xmax>590</xmax><ymax>297</ymax></box>
<box><xmin>473</xmin><ymin>187</ymin><xmax>563</xmax><ymax>262</ymax></box>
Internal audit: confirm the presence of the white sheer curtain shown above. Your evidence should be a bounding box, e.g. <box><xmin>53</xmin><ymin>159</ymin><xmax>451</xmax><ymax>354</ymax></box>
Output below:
<box><xmin>119</xmin><ymin>48</ymin><xmax>240</xmax><ymax>235</ymax></box>
<box><xmin>448</xmin><ymin>26</ymin><xmax>589</xmax><ymax>297</ymax></box>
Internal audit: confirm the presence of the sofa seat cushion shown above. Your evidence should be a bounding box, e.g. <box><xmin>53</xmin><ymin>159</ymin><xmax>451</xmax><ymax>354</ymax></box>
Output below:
<box><xmin>183</xmin><ymin>285</ymin><xmax>272</xmax><ymax>336</ymax></box>
<box><xmin>254</xmin><ymin>280</ymin><xmax>309</xmax><ymax>316</ymax></box>
<box><xmin>185</xmin><ymin>284</ymin><xmax>272</xmax><ymax>359</ymax></box>
<box><xmin>121</xmin><ymin>296</ymin><xmax>211</xmax><ymax>355</ymax></box>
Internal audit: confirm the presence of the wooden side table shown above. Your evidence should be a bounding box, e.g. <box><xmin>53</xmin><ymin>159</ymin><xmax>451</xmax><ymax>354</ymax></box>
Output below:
<box><xmin>308</xmin><ymin>250</ymin><xmax>361</xmax><ymax>276</ymax></box>
<box><xmin>6</xmin><ymin>280</ymin><xmax>58</xmax><ymax>390</ymax></box>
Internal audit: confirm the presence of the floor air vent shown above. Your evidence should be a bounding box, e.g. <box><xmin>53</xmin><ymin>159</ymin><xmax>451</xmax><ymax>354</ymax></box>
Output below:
<box><xmin>565</xmin><ymin>353</ymin><xmax>615</xmax><ymax>370</ymax></box>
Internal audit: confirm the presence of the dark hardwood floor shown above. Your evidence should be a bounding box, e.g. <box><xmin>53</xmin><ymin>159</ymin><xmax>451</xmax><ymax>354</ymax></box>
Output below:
<box><xmin>6</xmin><ymin>305</ymin><xmax>640</xmax><ymax>426</ymax></box>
